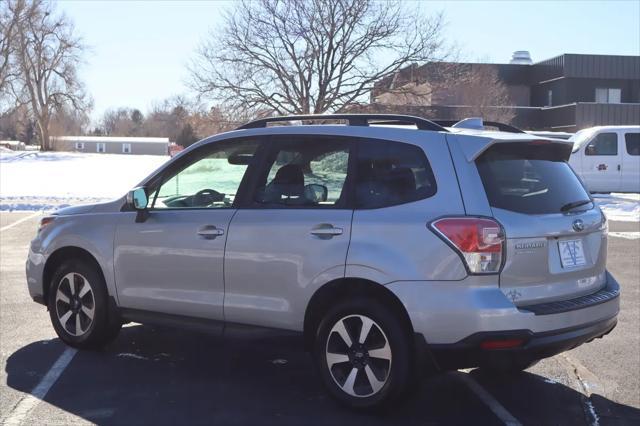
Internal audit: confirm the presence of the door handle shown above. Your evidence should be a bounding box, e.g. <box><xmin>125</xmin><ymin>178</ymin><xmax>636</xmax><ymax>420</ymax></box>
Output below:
<box><xmin>618</xmin><ymin>164</ymin><xmax>621</xmax><ymax>171</ymax></box>
<box><xmin>310</xmin><ymin>225</ymin><xmax>343</xmax><ymax>238</ymax></box>
<box><xmin>197</xmin><ymin>225</ymin><xmax>225</xmax><ymax>239</ymax></box>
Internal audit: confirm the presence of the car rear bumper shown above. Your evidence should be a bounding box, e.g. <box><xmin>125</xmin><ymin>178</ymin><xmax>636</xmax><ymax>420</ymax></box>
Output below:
<box><xmin>26</xmin><ymin>245</ymin><xmax>47</xmax><ymax>305</ymax></box>
<box><xmin>385</xmin><ymin>271</ymin><xmax>620</xmax><ymax>362</ymax></box>
<box><xmin>428</xmin><ymin>314</ymin><xmax>617</xmax><ymax>370</ymax></box>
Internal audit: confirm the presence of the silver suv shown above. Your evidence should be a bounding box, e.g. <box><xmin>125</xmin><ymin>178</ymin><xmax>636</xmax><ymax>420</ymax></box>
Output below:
<box><xmin>26</xmin><ymin>114</ymin><xmax>620</xmax><ymax>409</ymax></box>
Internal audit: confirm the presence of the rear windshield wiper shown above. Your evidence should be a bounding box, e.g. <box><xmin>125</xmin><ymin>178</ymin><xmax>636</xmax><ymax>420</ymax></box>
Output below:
<box><xmin>560</xmin><ymin>199</ymin><xmax>592</xmax><ymax>212</ymax></box>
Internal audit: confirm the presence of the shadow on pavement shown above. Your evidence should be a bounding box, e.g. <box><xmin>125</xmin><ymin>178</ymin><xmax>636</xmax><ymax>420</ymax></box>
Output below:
<box><xmin>469</xmin><ymin>368</ymin><xmax>640</xmax><ymax>425</ymax></box>
<box><xmin>5</xmin><ymin>325</ymin><xmax>638</xmax><ymax>425</ymax></box>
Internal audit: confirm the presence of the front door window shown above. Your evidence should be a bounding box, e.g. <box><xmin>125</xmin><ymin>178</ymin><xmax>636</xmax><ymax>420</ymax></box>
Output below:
<box><xmin>150</xmin><ymin>139</ymin><xmax>260</xmax><ymax>209</ymax></box>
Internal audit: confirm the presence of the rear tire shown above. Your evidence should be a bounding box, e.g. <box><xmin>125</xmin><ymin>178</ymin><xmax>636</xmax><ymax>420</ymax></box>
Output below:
<box><xmin>47</xmin><ymin>260</ymin><xmax>121</xmax><ymax>349</ymax></box>
<box><xmin>313</xmin><ymin>298</ymin><xmax>413</xmax><ymax>410</ymax></box>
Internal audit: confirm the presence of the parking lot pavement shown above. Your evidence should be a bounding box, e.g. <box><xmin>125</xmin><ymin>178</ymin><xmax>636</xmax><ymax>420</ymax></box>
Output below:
<box><xmin>1</xmin><ymin>211</ymin><xmax>639</xmax><ymax>425</ymax></box>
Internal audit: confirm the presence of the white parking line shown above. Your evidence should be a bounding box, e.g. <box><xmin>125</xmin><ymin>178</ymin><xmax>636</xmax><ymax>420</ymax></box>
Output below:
<box><xmin>1</xmin><ymin>347</ymin><xmax>77</xmax><ymax>426</ymax></box>
<box><xmin>0</xmin><ymin>212</ymin><xmax>41</xmax><ymax>232</ymax></box>
<box><xmin>453</xmin><ymin>372</ymin><xmax>522</xmax><ymax>426</ymax></box>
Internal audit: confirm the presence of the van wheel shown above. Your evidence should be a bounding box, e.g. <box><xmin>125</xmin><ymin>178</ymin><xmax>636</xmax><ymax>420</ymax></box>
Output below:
<box><xmin>313</xmin><ymin>299</ymin><xmax>413</xmax><ymax>410</ymax></box>
<box><xmin>48</xmin><ymin>260</ymin><xmax>121</xmax><ymax>349</ymax></box>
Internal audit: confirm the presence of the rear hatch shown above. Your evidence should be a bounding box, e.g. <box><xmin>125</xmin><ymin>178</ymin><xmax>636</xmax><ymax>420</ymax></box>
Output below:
<box><xmin>476</xmin><ymin>141</ymin><xmax>607</xmax><ymax>306</ymax></box>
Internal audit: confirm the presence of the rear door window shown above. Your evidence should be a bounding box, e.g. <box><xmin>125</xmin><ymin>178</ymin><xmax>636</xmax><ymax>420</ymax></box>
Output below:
<box><xmin>476</xmin><ymin>142</ymin><xmax>591</xmax><ymax>214</ymax></box>
<box><xmin>585</xmin><ymin>133</ymin><xmax>618</xmax><ymax>156</ymax></box>
<box><xmin>355</xmin><ymin>139</ymin><xmax>436</xmax><ymax>209</ymax></box>
<box><xmin>250</xmin><ymin>136</ymin><xmax>352</xmax><ymax>208</ymax></box>
<box><xmin>625</xmin><ymin>133</ymin><xmax>640</xmax><ymax>156</ymax></box>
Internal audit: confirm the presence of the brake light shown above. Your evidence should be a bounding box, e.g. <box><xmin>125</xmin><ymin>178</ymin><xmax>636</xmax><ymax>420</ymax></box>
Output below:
<box><xmin>431</xmin><ymin>217</ymin><xmax>504</xmax><ymax>274</ymax></box>
<box><xmin>480</xmin><ymin>339</ymin><xmax>524</xmax><ymax>350</ymax></box>
<box><xmin>528</xmin><ymin>140</ymin><xmax>552</xmax><ymax>145</ymax></box>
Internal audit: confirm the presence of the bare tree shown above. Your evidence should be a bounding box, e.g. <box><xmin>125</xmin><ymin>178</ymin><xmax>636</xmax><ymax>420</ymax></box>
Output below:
<box><xmin>9</xmin><ymin>0</ymin><xmax>89</xmax><ymax>149</ymax></box>
<box><xmin>0</xmin><ymin>2</ymin><xmax>20</xmax><ymax>109</ymax></box>
<box><xmin>189</xmin><ymin>0</ymin><xmax>447</xmax><ymax>115</ymax></box>
<box><xmin>369</xmin><ymin>62</ymin><xmax>515</xmax><ymax>123</ymax></box>
<box><xmin>443</xmin><ymin>65</ymin><xmax>515</xmax><ymax>123</ymax></box>
<box><xmin>49</xmin><ymin>105</ymin><xmax>90</xmax><ymax>137</ymax></box>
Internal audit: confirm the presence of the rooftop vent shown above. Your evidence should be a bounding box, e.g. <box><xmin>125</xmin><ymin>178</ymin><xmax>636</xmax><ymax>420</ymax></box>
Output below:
<box><xmin>509</xmin><ymin>51</ymin><xmax>532</xmax><ymax>65</ymax></box>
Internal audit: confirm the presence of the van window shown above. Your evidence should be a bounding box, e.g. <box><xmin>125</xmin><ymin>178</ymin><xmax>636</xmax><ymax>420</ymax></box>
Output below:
<box><xmin>477</xmin><ymin>143</ymin><xmax>591</xmax><ymax>214</ymax></box>
<box><xmin>625</xmin><ymin>133</ymin><xmax>640</xmax><ymax>156</ymax></box>
<box><xmin>585</xmin><ymin>133</ymin><xmax>617</xmax><ymax>156</ymax></box>
<box><xmin>355</xmin><ymin>140</ymin><xmax>436</xmax><ymax>209</ymax></box>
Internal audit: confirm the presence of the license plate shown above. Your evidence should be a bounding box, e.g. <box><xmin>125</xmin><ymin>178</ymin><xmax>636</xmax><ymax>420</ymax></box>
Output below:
<box><xmin>558</xmin><ymin>239</ymin><xmax>587</xmax><ymax>268</ymax></box>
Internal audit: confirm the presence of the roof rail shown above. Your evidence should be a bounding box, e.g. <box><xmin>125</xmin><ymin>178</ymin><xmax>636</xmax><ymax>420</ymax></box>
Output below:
<box><xmin>433</xmin><ymin>118</ymin><xmax>525</xmax><ymax>134</ymax></box>
<box><xmin>236</xmin><ymin>114</ymin><xmax>448</xmax><ymax>132</ymax></box>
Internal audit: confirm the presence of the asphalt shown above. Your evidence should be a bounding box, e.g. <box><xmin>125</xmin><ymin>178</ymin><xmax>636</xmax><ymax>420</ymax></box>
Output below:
<box><xmin>1</xmin><ymin>211</ymin><xmax>638</xmax><ymax>425</ymax></box>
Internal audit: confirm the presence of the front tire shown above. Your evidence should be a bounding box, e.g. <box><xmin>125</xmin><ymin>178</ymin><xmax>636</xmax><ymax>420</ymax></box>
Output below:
<box><xmin>47</xmin><ymin>260</ymin><xmax>121</xmax><ymax>349</ymax></box>
<box><xmin>313</xmin><ymin>298</ymin><xmax>413</xmax><ymax>410</ymax></box>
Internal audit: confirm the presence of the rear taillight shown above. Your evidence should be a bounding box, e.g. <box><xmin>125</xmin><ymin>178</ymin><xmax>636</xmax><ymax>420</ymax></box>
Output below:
<box><xmin>599</xmin><ymin>210</ymin><xmax>608</xmax><ymax>236</ymax></box>
<box><xmin>431</xmin><ymin>217</ymin><xmax>505</xmax><ymax>274</ymax></box>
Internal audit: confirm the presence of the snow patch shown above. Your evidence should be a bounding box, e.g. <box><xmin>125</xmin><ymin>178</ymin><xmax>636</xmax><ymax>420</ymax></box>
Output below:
<box><xmin>609</xmin><ymin>231</ymin><xmax>640</xmax><ymax>240</ymax></box>
<box><xmin>1</xmin><ymin>151</ymin><xmax>169</xmax><ymax>210</ymax></box>
<box><xmin>116</xmin><ymin>353</ymin><xmax>150</xmax><ymax>361</ymax></box>
<box><xmin>593</xmin><ymin>193</ymin><xmax>640</xmax><ymax>222</ymax></box>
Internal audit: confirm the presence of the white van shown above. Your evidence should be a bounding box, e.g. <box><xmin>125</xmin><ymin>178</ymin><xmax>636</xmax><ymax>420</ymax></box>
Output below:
<box><xmin>569</xmin><ymin>126</ymin><xmax>640</xmax><ymax>193</ymax></box>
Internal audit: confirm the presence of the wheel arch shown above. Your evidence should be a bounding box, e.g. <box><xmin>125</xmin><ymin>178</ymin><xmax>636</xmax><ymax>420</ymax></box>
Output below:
<box><xmin>43</xmin><ymin>246</ymin><xmax>106</xmax><ymax>305</ymax></box>
<box><xmin>302</xmin><ymin>277</ymin><xmax>415</xmax><ymax>351</ymax></box>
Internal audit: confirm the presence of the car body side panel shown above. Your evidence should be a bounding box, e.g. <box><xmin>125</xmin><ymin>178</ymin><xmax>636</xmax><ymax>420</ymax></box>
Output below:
<box><xmin>386</xmin><ymin>274</ymin><xmax>619</xmax><ymax>344</ymax></box>
<box><xmin>113</xmin><ymin>209</ymin><xmax>235</xmax><ymax>320</ymax></box>
<box><xmin>27</xmin><ymin>211</ymin><xmax>120</xmax><ymax>302</ymax></box>
<box><xmin>224</xmin><ymin>209</ymin><xmax>352</xmax><ymax>331</ymax></box>
<box><xmin>346</xmin><ymin>205</ymin><xmax>467</xmax><ymax>283</ymax></box>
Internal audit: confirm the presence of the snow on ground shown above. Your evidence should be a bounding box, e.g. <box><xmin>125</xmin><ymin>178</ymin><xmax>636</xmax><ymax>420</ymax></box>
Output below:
<box><xmin>0</xmin><ymin>151</ymin><xmax>169</xmax><ymax>211</ymax></box>
<box><xmin>1</xmin><ymin>151</ymin><xmax>639</xmax><ymax>222</ymax></box>
<box><xmin>592</xmin><ymin>193</ymin><xmax>640</xmax><ymax>222</ymax></box>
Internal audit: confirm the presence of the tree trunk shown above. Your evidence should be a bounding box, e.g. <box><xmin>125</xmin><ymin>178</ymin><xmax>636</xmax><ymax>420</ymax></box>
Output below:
<box><xmin>36</xmin><ymin>115</ymin><xmax>50</xmax><ymax>151</ymax></box>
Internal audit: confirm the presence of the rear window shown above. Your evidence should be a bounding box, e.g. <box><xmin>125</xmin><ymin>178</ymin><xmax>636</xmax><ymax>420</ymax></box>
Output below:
<box><xmin>476</xmin><ymin>143</ymin><xmax>591</xmax><ymax>214</ymax></box>
<box><xmin>625</xmin><ymin>133</ymin><xmax>640</xmax><ymax>155</ymax></box>
<box><xmin>355</xmin><ymin>139</ymin><xmax>436</xmax><ymax>209</ymax></box>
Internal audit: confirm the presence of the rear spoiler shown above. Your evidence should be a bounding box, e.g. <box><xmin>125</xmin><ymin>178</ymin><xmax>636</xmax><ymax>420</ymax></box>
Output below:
<box><xmin>433</xmin><ymin>118</ymin><xmax>525</xmax><ymax>134</ymax></box>
<box><xmin>450</xmin><ymin>133</ymin><xmax>574</xmax><ymax>162</ymax></box>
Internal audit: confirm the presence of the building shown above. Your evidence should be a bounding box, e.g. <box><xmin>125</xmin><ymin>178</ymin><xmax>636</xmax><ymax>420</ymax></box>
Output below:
<box><xmin>51</xmin><ymin>136</ymin><xmax>170</xmax><ymax>156</ymax></box>
<box><xmin>371</xmin><ymin>53</ymin><xmax>640</xmax><ymax>132</ymax></box>
<box><xmin>0</xmin><ymin>140</ymin><xmax>26</xmax><ymax>151</ymax></box>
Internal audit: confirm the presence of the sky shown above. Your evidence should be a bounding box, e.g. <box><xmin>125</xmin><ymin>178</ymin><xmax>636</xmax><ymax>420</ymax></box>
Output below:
<box><xmin>58</xmin><ymin>0</ymin><xmax>640</xmax><ymax>124</ymax></box>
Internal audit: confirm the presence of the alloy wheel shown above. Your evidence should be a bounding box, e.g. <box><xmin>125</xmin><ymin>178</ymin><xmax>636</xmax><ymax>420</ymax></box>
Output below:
<box><xmin>55</xmin><ymin>272</ymin><xmax>95</xmax><ymax>337</ymax></box>
<box><xmin>325</xmin><ymin>314</ymin><xmax>392</xmax><ymax>398</ymax></box>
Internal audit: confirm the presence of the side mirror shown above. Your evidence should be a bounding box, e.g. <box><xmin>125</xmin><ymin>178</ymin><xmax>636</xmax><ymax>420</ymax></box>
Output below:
<box><xmin>304</xmin><ymin>184</ymin><xmax>328</xmax><ymax>203</ymax></box>
<box><xmin>127</xmin><ymin>187</ymin><xmax>148</xmax><ymax>210</ymax></box>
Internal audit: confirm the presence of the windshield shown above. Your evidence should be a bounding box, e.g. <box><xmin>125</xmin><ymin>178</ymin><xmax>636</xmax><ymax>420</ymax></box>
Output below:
<box><xmin>570</xmin><ymin>129</ymin><xmax>598</xmax><ymax>153</ymax></box>
<box><xmin>476</xmin><ymin>142</ymin><xmax>592</xmax><ymax>214</ymax></box>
